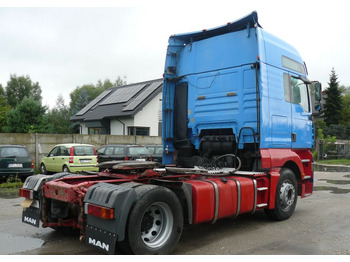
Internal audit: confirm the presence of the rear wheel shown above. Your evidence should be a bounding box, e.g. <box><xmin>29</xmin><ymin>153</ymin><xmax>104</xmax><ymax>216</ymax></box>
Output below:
<box><xmin>40</xmin><ymin>163</ymin><xmax>47</xmax><ymax>174</ymax></box>
<box><xmin>63</xmin><ymin>165</ymin><xmax>70</xmax><ymax>173</ymax></box>
<box><xmin>265</xmin><ymin>168</ymin><xmax>298</xmax><ymax>221</ymax></box>
<box><xmin>119</xmin><ymin>185</ymin><xmax>183</xmax><ymax>255</ymax></box>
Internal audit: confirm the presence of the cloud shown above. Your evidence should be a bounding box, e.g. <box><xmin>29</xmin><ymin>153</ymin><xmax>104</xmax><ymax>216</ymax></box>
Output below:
<box><xmin>0</xmin><ymin>2</ymin><xmax>349</xmax><ymax>109</ymax></box>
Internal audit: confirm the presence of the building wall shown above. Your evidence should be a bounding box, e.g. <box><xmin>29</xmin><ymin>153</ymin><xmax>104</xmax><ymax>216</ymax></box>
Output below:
<box><xmin>134</xmin><ymin>92</ymin><xmax>162</xmax><ymax>136</ymax></box>
<box><xmin>110</xmin><ymin>117</ymin><xmax>134</xmax><ymax>135</ymax></box>
<box><xmin>80</xmin><ymin>123</ymin><xmax>89</xmax><ymax>134</ymax></box>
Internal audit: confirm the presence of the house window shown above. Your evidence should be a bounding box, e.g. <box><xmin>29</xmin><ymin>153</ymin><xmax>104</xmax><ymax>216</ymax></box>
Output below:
<box><xmin>128</xmin><ymin>126</ymin><xmax>150</xmax><ymax>136</ymax></box>
<box><xmin>89</xmin><ymin>127</ymin><xmax>102</xmax><ymax>135</ymax></box>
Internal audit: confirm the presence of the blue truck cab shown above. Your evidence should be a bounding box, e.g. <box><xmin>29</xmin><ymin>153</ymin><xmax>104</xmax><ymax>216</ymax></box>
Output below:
<box><xmin>162</xmin><ymin>11</ymin><xmax>321</xmax><ymax>170</ymax></box>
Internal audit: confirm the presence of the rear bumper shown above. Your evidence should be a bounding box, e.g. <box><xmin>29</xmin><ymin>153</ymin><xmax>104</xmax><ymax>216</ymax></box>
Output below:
<box><xmin>0</xmin><ymin>169</ymin><xmax>34</xmax><ymax>179</ymax></box>
<box><xmin>299</xmin><ymin>179</ymin><xmax>313</xmax><ymax>198</ymax></box>
<box><xmin>68</xmin><ymin>165</ymin><xmax>99</xmax><ymax>173</ymax></box>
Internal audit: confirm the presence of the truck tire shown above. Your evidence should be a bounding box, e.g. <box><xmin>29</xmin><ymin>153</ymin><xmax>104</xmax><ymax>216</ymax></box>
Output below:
<box><xmin>119</xmin><ymin>185</ymin><xmax>183</xmax><ymax>255</ymax></box>
<box><xmin>265</xmin><ymin>167</ymin><xmax>298</xmax><ymax>221</ymax></box>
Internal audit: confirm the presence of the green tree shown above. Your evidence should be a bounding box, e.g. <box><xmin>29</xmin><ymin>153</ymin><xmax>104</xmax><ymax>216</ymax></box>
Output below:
<box><xmin>69</xmin><ymin>76</ymin><xmax>127</xmax><ymax>115</ymax></box>
<box><xmin>0</xmin><ymin>96</ymin><xmax>11</xmax><ymax>132</ymax></box>
<box><xmin>45</xmin><ymin>94</ymin><xmax>72</xmax><ymax>134</ymax></box>
<box><xmin>5</xmin><ymin>74</ymin><xmax>42</xmax><ymax>108</ymax></box>
<box><xmin>341</xmin><ymin>88</ymin><xmax>350</xmax><ymax>125</ymax></box>
<box><xmin>340</xmin><ymin>85</ymin><xmax>350</xmax><ymax>95</ymax></box>
<box><xmin>0</xmin><ymin>84</ymin><xmax>5</xmax><ymax>97</ymax></box>
<box><xmin>314</xmin><ymin>120</ymin><xmax>327</xmax><ymax>138</ymax></box>
<box><xmin>96</xmin><ymin>79</ymin><xmax>114</xmax><ymax>90</ymax></box>
<box><xmin>71</xmin><ymin>88</ymin><xmax>91</xmax><ymax>115</ymax></box>
<box><xmin>325</xmin><ymin>124</ymin><xmax>344</xmax><ymax>139</ymax></box>
<box><xmin>322</xmin><ymin>68</ymin><xmax>343</xmax><ymax>126</ymax></box>
<box><xmin>114</xmin><ymin>76</ymin><xmax>127</xmax><ymax>87</ymax></box>
<box><xmin>3</xmin><ymin>97</ymin><xmax>47</xmax><ymax>133</ymax></box>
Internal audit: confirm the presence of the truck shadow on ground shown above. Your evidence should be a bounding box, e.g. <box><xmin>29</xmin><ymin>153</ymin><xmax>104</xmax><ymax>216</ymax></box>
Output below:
<box><xmin>173</xmin><ymin>210</ymin><xmax>271</xmax><ymax>254</ymax></box>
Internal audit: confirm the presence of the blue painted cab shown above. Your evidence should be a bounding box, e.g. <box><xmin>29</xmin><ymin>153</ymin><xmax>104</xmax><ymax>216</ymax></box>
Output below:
<box><xmin>162</xmin><ymin>12</ymin><xmax>320</xmax><ymax>169</ymax></box>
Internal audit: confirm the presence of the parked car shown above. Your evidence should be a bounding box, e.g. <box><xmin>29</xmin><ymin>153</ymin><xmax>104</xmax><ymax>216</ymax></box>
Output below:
<box><xmin>145</xmin><ymin>145</ymin><xmax>163</xmax><ymax>163</ymax></box>
<box><xmin>40</xmin><ymin>143</ymin><xmax>98</xmax><ymax>174</ymax></box>
<box><xmin>0</xmin><ymin>145</ymin><xmax>34</xmax><ymax>181</ymax></box>
<box><xmin>97</xmin><ymin>144</ymin><xmax>152</xmax><ymax>163</ymax></box>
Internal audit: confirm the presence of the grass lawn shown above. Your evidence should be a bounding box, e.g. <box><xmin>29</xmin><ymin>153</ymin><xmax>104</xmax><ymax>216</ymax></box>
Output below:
<box><xmin>316</xmin><ymin>159</ymin><xmax>350</xmax><ymax>166</ymax></box>
<box><xmin>0</xmin><ymin>176</ymin><xmax>23</xmax><ymax>198</ymax></box>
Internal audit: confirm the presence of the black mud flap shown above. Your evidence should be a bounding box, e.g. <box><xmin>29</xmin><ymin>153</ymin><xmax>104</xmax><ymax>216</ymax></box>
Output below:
<box><xmin>21</xmin><ymin>173</ymin><xmax>70</xmax><ymax>224</ymax></box>
<box><xmin>22</xmin><ymin>207</ymin><xmax>41</xmax><ymax>228</ymax></box>
<box><xmin>85</xmin><ymin>225</ymin><xmax>117</xmax><ymax>254</ymax></box>
<box><xmin>84</xmin><ymin>182</ymin><xmax>138</xmax><ymax>254</ymax></box>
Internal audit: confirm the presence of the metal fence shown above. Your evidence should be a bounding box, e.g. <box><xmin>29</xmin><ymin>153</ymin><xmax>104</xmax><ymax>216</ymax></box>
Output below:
<box><xmin>316</xmin><ymin>139</ymin><xmax>350</xmax><ymax>160</ymax></box>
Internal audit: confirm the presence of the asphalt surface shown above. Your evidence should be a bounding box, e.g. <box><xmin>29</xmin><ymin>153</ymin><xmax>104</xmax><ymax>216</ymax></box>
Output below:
<box><xmin>1</xmin><ymin>168</ymin><xmax>350</xmax><ymax>255</ymax></box>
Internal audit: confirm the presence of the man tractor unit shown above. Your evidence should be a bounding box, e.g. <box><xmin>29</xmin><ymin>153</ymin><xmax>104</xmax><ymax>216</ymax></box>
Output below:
<box><xmin>19</xmin><ymin>12</ymin><xmax>322</xmax><ymax>255</ymax></box>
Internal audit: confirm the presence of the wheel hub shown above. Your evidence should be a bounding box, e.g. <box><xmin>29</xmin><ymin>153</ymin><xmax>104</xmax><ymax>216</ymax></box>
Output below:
<box><xmin>141</xmin><ymin>211</ymin><xmax>154</xmax><ymax>232</ymax></box>
<box><xmin>140</xmin><ymin>202</ymin><xmax>173</xmax><ymax>248</ymax></box>
<box><xmin>279</xmin><ymin>181</ymin><xmax>295</xmax><ymax>210</ymax></box>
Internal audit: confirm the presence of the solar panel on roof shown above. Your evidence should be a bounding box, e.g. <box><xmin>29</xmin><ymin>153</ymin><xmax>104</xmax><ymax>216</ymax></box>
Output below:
<box><xmin>76</xmin><ymin>90</ymin><xmax>112</xmax><ymax>116</ymax></box>
<box><xmin>100</xmin><ymin>83</ymin><xmax>146</xmax><ymax>105</ymax></box>
<box><xmin>122</xmin><ymin>81</ymin><xmax>161</xmax><ymax>111</ymax></box>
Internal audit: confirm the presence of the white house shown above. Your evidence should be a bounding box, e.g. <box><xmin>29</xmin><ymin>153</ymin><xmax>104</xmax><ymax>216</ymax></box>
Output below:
<box><xmin>70</xmin><ymin>79</ymin><xmax>163</xmax><ymax>136</ymax></box>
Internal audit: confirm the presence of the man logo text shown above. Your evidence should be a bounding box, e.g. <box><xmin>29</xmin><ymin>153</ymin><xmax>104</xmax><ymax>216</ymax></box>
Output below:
<box><xmin>24</xmin><ymin>216</ymin><xmax>36</xmax><ymax>225</ymax></box>
<box><xmin>88</xmin><ymin>237</ymin><xmax>109</xmax><ymax>252</ymax></box>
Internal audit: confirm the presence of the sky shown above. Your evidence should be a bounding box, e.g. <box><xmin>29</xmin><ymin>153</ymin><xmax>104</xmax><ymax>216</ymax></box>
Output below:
<box><xmin>0</xmin><ymin>0</ymin><xmax>349</xmax><ymax>109</ymax></box>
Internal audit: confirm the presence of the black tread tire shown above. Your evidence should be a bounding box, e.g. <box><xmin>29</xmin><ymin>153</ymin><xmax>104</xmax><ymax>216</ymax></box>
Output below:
<box><xmin>40</xmin><ymin>163</ymin><xmax>47</xmax><ymax>175</ymax></box>
<box><xmin>118</xmin><ymin>185</ymin><xmax>183</xmax><ymax>255</ymax></box>
<box><xmin>265</xmin><ymin>167</ymin><xmax>298</xmax><ymax>221</ymax></box>
<box><xmin>62</xmin><ymin>165</ymin><xmax>70</xmax><ymax>173</ymax></box>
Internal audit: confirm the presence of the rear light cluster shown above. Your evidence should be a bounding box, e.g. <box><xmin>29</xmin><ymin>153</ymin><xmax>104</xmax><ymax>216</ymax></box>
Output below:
<box><xmin>19</xmin><ymin>188</ymin><xmax>34</xmax><ymax>199</ymax></box>
<box><xmin>94</xmin><ymin>147</ymin><xmax>98</xmax><ymax>163</ymax></box>
<box><xmin>31</xmin><ymin>158</ymin><xmax>34</xmax><ymax>169</ymax></box>
<box><xmin>69</xmin><ymin>147</ymin><xmax>74</xmax><ymax>163</ymax></box>
<box><xmin>85</xmin><ymin>203</ymin><xmax>114</xmax><ymax>220</ymax></box>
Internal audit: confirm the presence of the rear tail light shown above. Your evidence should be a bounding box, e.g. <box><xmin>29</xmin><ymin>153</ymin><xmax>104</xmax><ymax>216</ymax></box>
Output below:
<box><xmin>94</xmin><ymin>147</ymin><xmax>98</xmax><ymax>163</ymax></box>
<box><xmin>150</xmin><ymin>156</ymin><xmax>153</xmax><ymax>162</ymax></box>
<box><xmin>31</xmin><ymin>158</ymin><xmax>34</xmax><ymax>169</ymax></box>
<box><xmin>69</xmin><ymin>147</ymin><xmax>74</xmax><ymax>163</ymax></box>
<box><xmin>85</xmin><ymin>203</ymin><xmax>114</xmax><ymax>220</ymax></box>
<box><xmin>125</xmin><ymin>157</ymin><xmax>129</xmax><ymax>161</ymax></box>
<box><xmin>19</xmin><ymin>188</ymin><xmax>34</xmax><ymax>199</ymax></box>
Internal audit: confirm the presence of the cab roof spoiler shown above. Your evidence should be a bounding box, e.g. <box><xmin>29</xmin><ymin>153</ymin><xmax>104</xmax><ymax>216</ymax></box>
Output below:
<box><xmin>169</xmin><ymin>11</ymin><xmax>262</xmax><ymax>44</ymax></box>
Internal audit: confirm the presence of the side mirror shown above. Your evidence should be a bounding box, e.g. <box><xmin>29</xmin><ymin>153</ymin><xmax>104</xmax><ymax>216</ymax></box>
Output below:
<box><xmin>314</xmin><ymin>101</ymin><xmax>321</xmax><ymax>111</ymax></box>
<box><xmin>311</xmin><ymin>81</ymin><xmax>322</xmax><ymax>111</ymax></box>
<box><xmin>314</xmin><ymin>82</ymin><xmax>322</xmax><ymax>101</ymax></box>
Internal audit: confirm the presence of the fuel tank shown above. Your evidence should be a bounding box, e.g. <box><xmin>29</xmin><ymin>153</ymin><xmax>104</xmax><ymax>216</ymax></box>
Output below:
<box><xmin>185</xmin><ymin>175</ymin><xmax>267</xmax><ymax>224</ymax></box>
